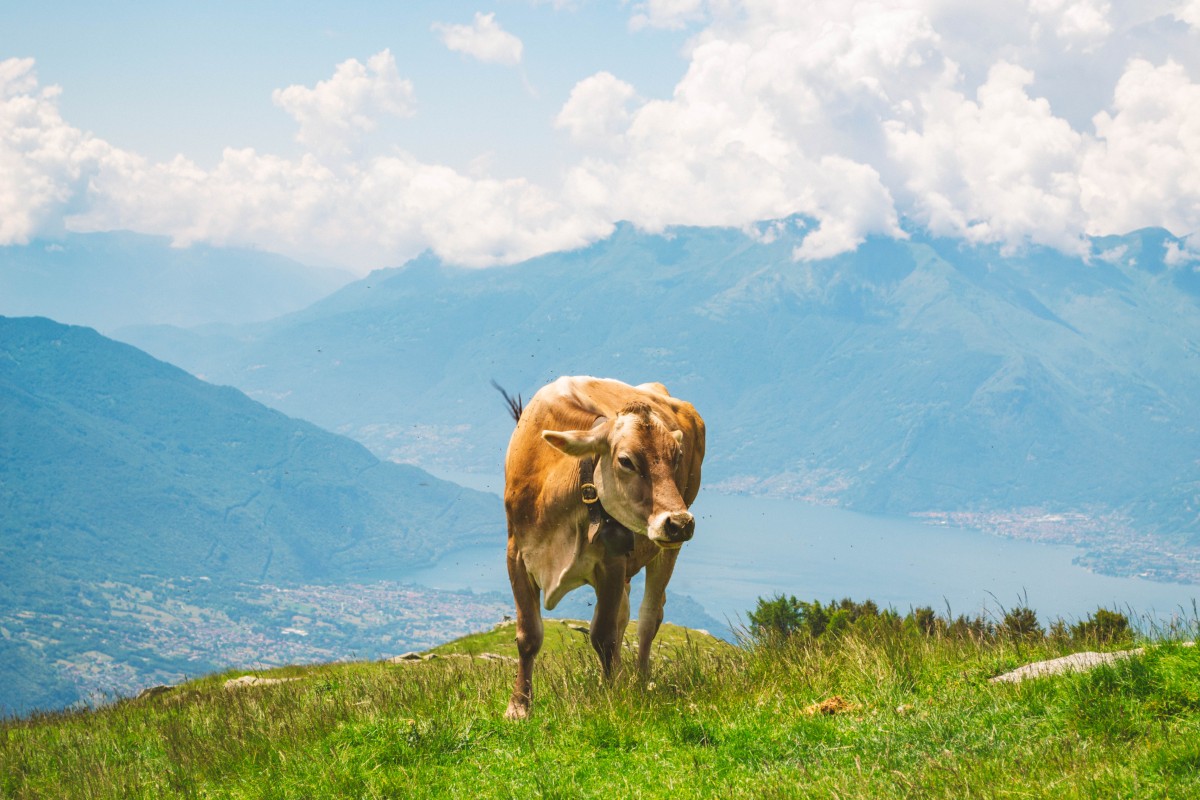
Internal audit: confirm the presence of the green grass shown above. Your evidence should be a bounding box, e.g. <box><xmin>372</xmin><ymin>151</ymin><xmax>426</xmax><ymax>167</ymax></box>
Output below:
<box><xmin>2</xmin><ymin>621</ymin><xmax>1199</xmax><ymax>798</ymax></box>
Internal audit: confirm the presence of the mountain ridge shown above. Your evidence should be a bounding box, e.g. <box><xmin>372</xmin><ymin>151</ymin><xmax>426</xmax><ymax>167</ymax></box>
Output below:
<box><xmin>0</xmin><ymin>231</ymin><xmax>353</xmax><ymax>332</ymax></box>
<box><xmin>115</xmin><ymin>222</ymin><xmax>1200</xmax><ymax>576</ymax></box>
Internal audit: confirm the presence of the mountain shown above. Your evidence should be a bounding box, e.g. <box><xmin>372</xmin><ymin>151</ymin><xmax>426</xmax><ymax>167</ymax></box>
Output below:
<box><xmin>0</xmin><ymin>315</ymin><xmax>503</xmax><ymax>714</ymax></box>
<box><xmin>0</xmin><ymin>316</ymin><xmax>500</xmax><ymax>585</ymax></box>
<box><xmin>116</xmin><ymin>222</ymin><xmax>1200</xmax><ymax>576</ymax></box>
<box><xmin>0</xmin><ymin>232</ymin><xmax>352</xmax><ymax>332</ymax></box>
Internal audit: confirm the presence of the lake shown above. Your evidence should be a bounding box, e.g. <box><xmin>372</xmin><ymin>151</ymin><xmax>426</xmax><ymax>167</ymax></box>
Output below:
<box><xmin>423</xmin><ymin>471</ymin><xmax>1200</xmax><ymax>632</ymax></box>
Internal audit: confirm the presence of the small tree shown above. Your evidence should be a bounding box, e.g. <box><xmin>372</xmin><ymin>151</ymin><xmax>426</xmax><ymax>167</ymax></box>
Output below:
<box><xmin>1000</xmin><ymin>606</ymin><xmax>1044</xmax><ymax>640</ymax></box>
<box><xmin>908</xmin><ymin>606</ymin><xmax>938</xmax><ymax>636</ymax></box>
<box><xmin>1071</xmin><ymin>608</ymin><xmax>1132</xmax><ymax>646</ymax></box>
<box><xmin>748</xmin><ymin>594</ymin><xmax>804</xmax><ymax>640</ymax></box>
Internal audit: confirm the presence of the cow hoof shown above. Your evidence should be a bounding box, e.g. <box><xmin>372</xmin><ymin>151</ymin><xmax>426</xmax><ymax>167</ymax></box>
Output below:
<box><xmin>504</xmin><ymin>700</ymin><xmax>530</xmax><ymax>721</ymax></box>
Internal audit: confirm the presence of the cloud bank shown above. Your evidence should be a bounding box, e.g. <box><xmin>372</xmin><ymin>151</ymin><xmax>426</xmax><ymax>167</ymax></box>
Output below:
<box><xmin>2</xmin><ymin>1</ymin><xmax>1200</xmax><ymax>272</ymax></box>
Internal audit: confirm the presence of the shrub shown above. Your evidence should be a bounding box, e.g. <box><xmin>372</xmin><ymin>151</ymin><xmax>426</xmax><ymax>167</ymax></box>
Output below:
<box><xmin>1000</xmin><ymin>606</ymin><xmax>1044</xmax><ymax>640</ymax></box>
<box><xmin>1071</xmin><ymin>608</ymin><xmax>1133</xmax><ymax>646</ymax></box>
<box><xmin>747</xmin><ymin>594</ymin><xmax>805</xmax><ymax>640</ymax></box>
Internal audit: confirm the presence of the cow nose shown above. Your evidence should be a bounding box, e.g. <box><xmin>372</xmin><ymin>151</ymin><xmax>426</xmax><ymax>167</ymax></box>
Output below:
<box><xmin>662</xmin><ymin>511</ymin><xmax>695</xmax><ymax>543</ymax></box>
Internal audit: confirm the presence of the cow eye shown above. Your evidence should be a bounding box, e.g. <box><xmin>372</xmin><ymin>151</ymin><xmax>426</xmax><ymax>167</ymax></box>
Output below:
<box><xmin>617</xmin><ymin>455</ymin><xmax>636</xmax><ymax>472</ymax></box>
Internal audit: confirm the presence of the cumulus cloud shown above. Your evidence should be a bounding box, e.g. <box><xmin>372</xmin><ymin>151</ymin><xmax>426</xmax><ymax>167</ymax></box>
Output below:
<box><xmin>885</xmin><ymin>61</ymin><xmax>1088</xmax><ymax>254</ymax></box>
<box><xmin>2</xmin><ymin>53</ymin><xmax>605</xmax><ymax>271</ymax></box>
<box><xmin>272</xmin><ymin>50</ymin><xmax>414</xmax><ymax>156</ymax></box>
<box><xmin>1029</xmin><ymin>0</ymin><xmax>1113</xmax><ymax>49</ymax></box>
<box><xmin>1080</xmin><ymin>58</ymin><xmax>1200</xmax><ymax>239</ymax></box>
<box><xmin>0</xmin><ymin>58</ymin><xmax>112</xmax><ymax>245</ymax></box>
<box><xmin>433</xmin><ymin>12</ymin><xmax>523</xmax><ymax>66</ymax></box>
<box><xmin>7</xmin><ymin>2</ymin><xmax>1200</xmax><ymax>273</ymax></box>
<box><xmin>554</xmin><ymin>72</ymin><xmax>639</xmax><ymax>149</ymax></box>
<box><xmin>1164</xmin><ymin>236</ymin><xmax>1200</xmax><ymax>267</ymax></box>
<box><xmin>1174</xmin><ymin>0</ymin><xmax>1200</xmax><ymax>30</ymax></box>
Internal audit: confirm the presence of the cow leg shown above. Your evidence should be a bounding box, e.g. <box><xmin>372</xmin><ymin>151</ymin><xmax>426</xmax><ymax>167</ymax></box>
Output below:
<box><xmin>637</xmin><ymin>548</ymin><xmax>680</xmax><ymax>677</ymax></box>
<box><xmin>589</xmin><ymin>560</ymin><xmax>627</xmax><ymax>679</ymax></box>
<box><xmin>505</xmin><ymin>539</ymin><xmax>542</xmax><ymax>720</ymax></box>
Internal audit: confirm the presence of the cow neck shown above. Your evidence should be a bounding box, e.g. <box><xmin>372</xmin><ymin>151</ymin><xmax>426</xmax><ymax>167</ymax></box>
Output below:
<box><xmin>578</xmin><ymin>417</ymin><xmax>634</xmax><ymax>556</ymax></box>
<box><xmin>578</xmin><ymin>454</ymin><xmax>608</xmax><ymax>528</ymax></box>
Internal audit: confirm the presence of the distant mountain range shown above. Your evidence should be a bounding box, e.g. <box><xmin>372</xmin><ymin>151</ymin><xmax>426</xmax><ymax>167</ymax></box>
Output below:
<box><xmin>1</xmin><ymin>316</ymin><xmax>500</xmax><ymax>585</ymax></box>
<box><xmin>0</xmin><ymin>316</ymin><xmax>503</xmax><ymax>714</ymax></box>
<box><xmin>0</xmin><ymin>232</ymin><xmax>352</xmax><ymax>332</ymax></box>
<box><xmin>114</xmin><ymin>221</ymin><xmax>1200</xmax><ymax>576</ymax></box>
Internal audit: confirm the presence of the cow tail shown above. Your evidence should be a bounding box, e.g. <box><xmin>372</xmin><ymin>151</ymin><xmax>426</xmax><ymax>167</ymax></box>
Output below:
<box><xmin>490</xmin><ymin>380</ymin><xmax>524</xmax><ymax>424</ymax></box>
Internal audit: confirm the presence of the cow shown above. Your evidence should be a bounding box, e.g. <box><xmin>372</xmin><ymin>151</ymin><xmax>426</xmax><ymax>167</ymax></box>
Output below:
<box><xmin>498</xmin><ymin>376</ymin><xmax>705</xmax><ymax>720</ymax></box>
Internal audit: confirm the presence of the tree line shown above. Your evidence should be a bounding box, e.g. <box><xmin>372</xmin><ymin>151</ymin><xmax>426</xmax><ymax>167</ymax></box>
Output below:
<box><xmin>747</xmin><ymin>594</ymin><xmax>1133</xmax><ymax>646</ymax></box>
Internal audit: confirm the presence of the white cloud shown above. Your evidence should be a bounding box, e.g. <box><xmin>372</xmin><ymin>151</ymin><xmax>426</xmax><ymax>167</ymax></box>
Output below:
<box><xmin>0</xmin><ymin>58</ymin><xmax>112</xmax><ymax>245</ymax></box>
<box><xmin>1080</xmin><ymin>59</ymin><xmax>1200</xmax><ymax>239</ymax></box>
<box><xmin>71</xmin><ymin>144</ymin><xmax>611</xmax><ymax>271</ymax></box>
<box><xmin>7</xmin><ymin>3</ymin><xmax>1200</xmax><ymax>273</ymax></box>
<box><xmin>1029</xmin><ymin>0</ymin><xmax>1113</xmax><ymax>49</ymax></box>
<box><xmin>1164</xmin><ymin>237</ymin><xmax>1200</xmax><ymax>267</ymax></box>
<box><xmin>885</xmin><ymin>61</ymin><xmax>1088</xmax><ymax>254</ymax></box>
<box><xmin>1174</xmin><ymin>0</ymin><xmax>1200</xmax><ymax>30</ymax></box>
<box><xmin>433</xmin><ymin>12</ymin><xmax>524</xmax><ymax>66</ymax></box>
<box><xmin>629</xmin><ymin>0</ymin><xmax>708</xmax><ymax>31</ymax></box>
<box><xmin>2</xmin><ymin>54</ymin><xmax>605</xmax><ymax>272</ymax></box>
<box><xmin>554</xmin><ymin>72</ymin><xmax>639</xmax><ymax>149</ymax></box>
<box><xmin>272</xmin><ymin>50</ymin><xmax>414</xmax><ymax>157</ymax></box>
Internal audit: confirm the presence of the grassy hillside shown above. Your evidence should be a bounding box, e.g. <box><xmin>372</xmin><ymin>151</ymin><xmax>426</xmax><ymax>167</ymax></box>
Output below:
<box><xmin>3</xmin><ymin>619</ymin><xmax>1198</xmax><ymax>798</ymax></box>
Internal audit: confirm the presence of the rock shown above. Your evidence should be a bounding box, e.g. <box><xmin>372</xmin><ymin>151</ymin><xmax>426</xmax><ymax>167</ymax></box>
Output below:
<box><xmin>223</xmin><ymin>675</ymin><xmax>301</xmax><ymax>690</ymax></box>
<box><xmin>989</xmin><ymin>649</ymin><xmax>1145</xmax><ymax>683</ymax></box>
<box><xmin>136</xmin><ymin>685</ymin><xmax>173</xmax><ymax>700</ymax></box>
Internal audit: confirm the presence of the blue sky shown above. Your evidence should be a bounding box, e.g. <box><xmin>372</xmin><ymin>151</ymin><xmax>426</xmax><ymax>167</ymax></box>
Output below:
<box><xmin>3</xmin><ymin>1</ymin><xmax>1200</xmax><ymax>273</ymax></box>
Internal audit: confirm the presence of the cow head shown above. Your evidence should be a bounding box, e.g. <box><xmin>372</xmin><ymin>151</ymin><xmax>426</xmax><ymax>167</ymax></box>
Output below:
<box><xmin>542</xmin><ymin>402</ymin><xmax>695</xmax><ymax>549</ymax></box>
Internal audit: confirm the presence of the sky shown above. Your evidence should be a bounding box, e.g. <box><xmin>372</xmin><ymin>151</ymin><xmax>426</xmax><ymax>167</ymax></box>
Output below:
<box><xmin>2</xmin><ymin>0</ymin><xmax>1200</xmax><ymax>274</ymax></box>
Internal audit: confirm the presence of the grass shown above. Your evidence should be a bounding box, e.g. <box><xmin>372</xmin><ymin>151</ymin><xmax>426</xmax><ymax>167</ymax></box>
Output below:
<box><xmin>2</xmin><ymin>620</ymin><xmax>1199</xmax><ymax>798</ymax></box>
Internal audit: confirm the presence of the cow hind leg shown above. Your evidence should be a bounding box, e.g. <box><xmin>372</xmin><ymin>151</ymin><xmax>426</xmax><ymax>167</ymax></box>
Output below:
<box><xmin>505</xmin><ymin>542</ymin><xmax>543</xmax><ymax>720</ymax></box>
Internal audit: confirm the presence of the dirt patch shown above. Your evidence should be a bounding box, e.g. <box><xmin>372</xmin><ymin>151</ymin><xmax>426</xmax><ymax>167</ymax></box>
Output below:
<box><xmin>804</xmin><ymin>696</ymin><xmax>860</xmax><ymax>715</ymax></box>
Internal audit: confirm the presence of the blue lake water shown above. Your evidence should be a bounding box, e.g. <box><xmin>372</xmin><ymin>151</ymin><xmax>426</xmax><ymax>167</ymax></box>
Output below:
<box><xmin>422</xmin><ymin>471</ymin><xmax>1200</xmax><ymax>630</ymax></box>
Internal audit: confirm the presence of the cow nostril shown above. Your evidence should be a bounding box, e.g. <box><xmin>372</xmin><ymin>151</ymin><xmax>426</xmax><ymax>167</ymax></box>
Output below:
<box><xmin>665</xmin><ymin>512</ymin><xmax>695</xmax><ymax>541</ymax></box>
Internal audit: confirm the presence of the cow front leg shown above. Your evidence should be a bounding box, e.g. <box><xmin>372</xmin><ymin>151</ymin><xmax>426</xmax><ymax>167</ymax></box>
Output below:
<box><xmin>637</xmin><ymin>548</ymin><xmax>680</xmax><ymax>677</ymax></box>
<box><xmin>589</xmin><ymin>561</ymin><xmax>627</xmax><ymax>679</ymax></box>
<box><xmin>505</xmin><ymin>539</ymin><xmax>542</xmax><ymax>720</ymax></box>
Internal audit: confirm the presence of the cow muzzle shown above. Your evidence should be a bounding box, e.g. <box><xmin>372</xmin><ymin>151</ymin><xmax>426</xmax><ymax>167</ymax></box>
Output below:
<box><xmin>648</xmin><ymin>510</ymin><xmax>695</xmax><ymax>550</ymax></box>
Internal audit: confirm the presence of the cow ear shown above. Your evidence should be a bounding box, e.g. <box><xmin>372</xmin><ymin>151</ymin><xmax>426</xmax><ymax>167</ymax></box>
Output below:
<box><xmin>542</xmin><ymin>427</ymin><xmax>608</xmax><ymax>457</ymax></box>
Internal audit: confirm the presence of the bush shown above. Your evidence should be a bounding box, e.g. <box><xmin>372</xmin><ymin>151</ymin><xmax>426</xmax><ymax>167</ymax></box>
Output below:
<box><xmin>748</xmin><ymin>595</ymin><xmax>1136</xmax><ymax>649</ymax></box>
<box><xmin>749</xmin><ymin>596</ymin><xmax>899</xmax><ymax>642</ymax></box>
<box><xmin>1071</xmin><ymin>608</ymin><xmax>1133</xmax><ymax>646</ymax></box>
<box><xmin>747</xmin><ymin>594</ymin><xmax>805</xmax><ymax>640</ymax></box>
<box><xmin>1000</xmin><ymin>606</ymin><xmax>1044</xmax><ymax>640</ymax></box>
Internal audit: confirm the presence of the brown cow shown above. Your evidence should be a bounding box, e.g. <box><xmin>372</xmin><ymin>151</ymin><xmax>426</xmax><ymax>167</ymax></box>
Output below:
<box><xmin>500</xmin><ymin>376</ymin><xmax>705</xmax><ymax>720</ymax></box>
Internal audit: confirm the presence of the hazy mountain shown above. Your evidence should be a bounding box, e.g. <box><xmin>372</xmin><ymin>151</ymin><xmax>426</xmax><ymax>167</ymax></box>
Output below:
<box><xmin>1</xmin><ymin>315</ymin><xmax>501</xmax><ymax>585</ymax></box>
<box><xmin>117</xmin><ymin>221</ymin><xmax>1200</xmax><ymax>572</ymax></box>
<box><xmin>0</xmin><ymin>315</ymin><xmax>503</xmax><ymax>714</ymax></box>
<box><xmin>0</xmin><ymin>232</ymin><xmax>352</xmax><ymax>332</ymax></box>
